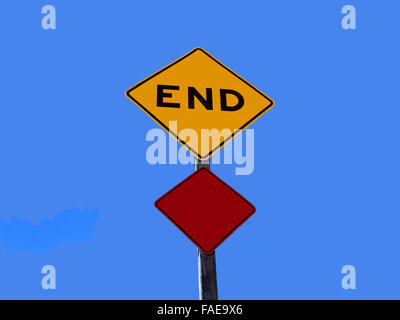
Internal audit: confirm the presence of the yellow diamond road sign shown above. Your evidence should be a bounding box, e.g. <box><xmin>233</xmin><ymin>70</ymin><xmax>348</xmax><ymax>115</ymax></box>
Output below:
<box><xmin>125</xmin><ymin>48</ymin><xmax>274</xmax><ymax>160</ymax></box>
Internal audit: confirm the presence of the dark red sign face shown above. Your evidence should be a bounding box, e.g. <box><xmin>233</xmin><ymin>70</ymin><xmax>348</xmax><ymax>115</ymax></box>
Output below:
<box><xmin>154</xmin><ymin>168</ymin><xmax>255</xmax><ymax>254</ymax></box>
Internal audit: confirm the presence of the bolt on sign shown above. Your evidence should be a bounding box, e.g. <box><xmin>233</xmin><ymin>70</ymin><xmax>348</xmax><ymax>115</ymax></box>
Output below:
<box><xmin>125</xmin><ymin>48</ymin><xmax>274</xmax><ymax>160</ymax></box>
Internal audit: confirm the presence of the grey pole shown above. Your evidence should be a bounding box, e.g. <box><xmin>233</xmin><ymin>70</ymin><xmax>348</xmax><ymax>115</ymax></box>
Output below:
<box><xmin>195</xmin><ymin>158</ymin><xmax>218</xmax><ymax>300</ymax></box>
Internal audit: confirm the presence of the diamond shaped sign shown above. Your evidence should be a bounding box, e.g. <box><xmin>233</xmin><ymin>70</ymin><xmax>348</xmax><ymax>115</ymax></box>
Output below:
<box><xmin>154</xmin><ymin>168</ymin><xmax>255</xmax><ymax>254</ymax></box>
<box><xmin>126</xmin><ymin>48</ymin><xmax>274</xmax><ymax>160</ymax></box>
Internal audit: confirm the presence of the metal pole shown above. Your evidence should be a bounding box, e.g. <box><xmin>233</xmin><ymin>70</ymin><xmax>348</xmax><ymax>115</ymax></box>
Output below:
<box><xmin>195</xmin><ymin>158</ymin><xmax>218</xmax><ymax>300</ymax></box>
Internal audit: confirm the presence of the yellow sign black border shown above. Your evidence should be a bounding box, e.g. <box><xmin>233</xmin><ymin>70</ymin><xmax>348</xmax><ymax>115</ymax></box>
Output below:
<box><xmin>125</xmin><ymin>47</ymin><xmax>275</xmax><ymax>160</ymax></box>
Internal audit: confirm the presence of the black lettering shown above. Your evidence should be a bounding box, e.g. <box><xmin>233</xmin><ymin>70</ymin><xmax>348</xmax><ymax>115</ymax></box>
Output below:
<box><xmin>188</xmin><ymin>87</ymin><xmax>213</xmax><ymax>110</ymax></box>
<box><xmin>157</xmin><ymin>85</ymin><xmax>180</xmax><ymax>108</ymax></box>
<box><xmin>220</xmin><ymin>89</ymin><xmax>244</xmax><ymax>111</ymax></box>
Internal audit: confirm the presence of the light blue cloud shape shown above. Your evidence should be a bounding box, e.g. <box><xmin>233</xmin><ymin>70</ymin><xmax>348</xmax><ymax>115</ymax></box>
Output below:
<box><xmin>0</xmin><ymin>208</ymin><xmax>99</xmax><ymax>253</ymax></box>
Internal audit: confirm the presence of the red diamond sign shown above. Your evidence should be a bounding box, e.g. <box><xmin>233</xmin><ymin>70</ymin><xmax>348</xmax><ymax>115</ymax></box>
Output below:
<box><xmin>154</xmin><ymin>168</ymin><xmax>255</xmax><ymax>254</ymax></box>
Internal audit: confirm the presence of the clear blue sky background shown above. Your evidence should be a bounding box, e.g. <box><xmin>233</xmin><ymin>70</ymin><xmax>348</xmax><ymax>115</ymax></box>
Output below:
<box><xmin>0</xmin><ymin>0</ymin><xmax>399</xmax><ymax>299</ymax></box>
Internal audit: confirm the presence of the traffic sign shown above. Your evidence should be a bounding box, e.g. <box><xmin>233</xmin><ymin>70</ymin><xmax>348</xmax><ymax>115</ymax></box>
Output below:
<box><xmin>154</xmin><ymin>167</ymin><xmax>255</xmax><ymax>254</ymax></box>
<box><xmin>126</xmin><ymin>48</ymin><xmax>274</xmax><ymax>160</ymax></box>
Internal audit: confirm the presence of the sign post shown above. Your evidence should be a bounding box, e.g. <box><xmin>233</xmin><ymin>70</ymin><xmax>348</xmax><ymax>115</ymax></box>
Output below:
<box><xmin>194</xmin><ymin>158</ymin><xmax>218</xmax><ymax>300</ymax></box>
<box><xmin>126</xmin><ymin>47</ymin><xmax>274</xmax><ymax>300</ymax></box>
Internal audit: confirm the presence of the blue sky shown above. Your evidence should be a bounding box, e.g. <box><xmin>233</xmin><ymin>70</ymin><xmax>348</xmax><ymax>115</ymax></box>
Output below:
<box><xmin>0</xmin><ymin>0</ymin><xmax>399</xmax><ymax>299</ymax></box>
